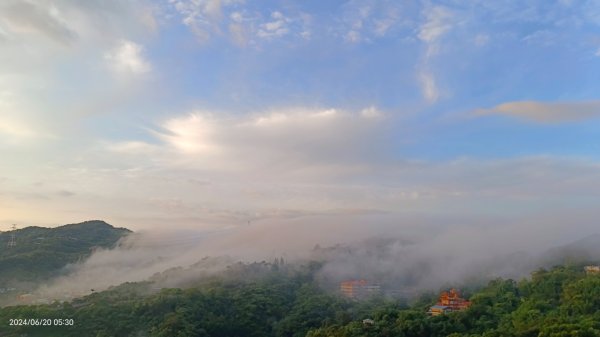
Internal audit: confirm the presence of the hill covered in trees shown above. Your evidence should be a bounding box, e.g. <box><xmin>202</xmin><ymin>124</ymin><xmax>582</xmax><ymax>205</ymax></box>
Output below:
<box><xmin>0</xmin><ymin>261</ymin><xmax>599</xmax><ymax>337</ymax></box>
<box><xmin>1</xmin><ymin>223</ymin><xmax>599</xmax><ymax>336</ymax></box>
<box><xmin>0</xmin><ymin>220</ymin><xmax>130</xmax><ymax>288</ymax></box>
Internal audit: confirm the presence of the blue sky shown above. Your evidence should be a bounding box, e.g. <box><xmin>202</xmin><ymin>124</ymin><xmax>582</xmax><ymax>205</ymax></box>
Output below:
<box><xmin>1</xmin><ymin>0</ymin><xmax>600</xmax><ymax>232</ymax></box>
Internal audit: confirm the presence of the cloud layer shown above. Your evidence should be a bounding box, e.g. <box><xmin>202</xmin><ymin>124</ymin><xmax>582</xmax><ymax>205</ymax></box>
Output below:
<box><xmin>146</xmin><ymin>107</ymin><xmax>386</xmax><ymax>174</ymax></box>
<box><xmin>477</xmin><ymin>101</ymin><xmax>600</xmax><ymax>123</ymax></box>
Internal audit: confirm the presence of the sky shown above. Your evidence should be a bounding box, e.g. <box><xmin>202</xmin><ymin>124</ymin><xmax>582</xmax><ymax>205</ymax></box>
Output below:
<box><xmin>1</xmin><ymin>0</ymin><xmax>600</xmax><ymax>234</ymax></box>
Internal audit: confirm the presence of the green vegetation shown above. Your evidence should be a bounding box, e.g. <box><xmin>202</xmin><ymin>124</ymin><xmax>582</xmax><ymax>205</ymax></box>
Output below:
<box><xmin>308</xmin><ymin>265</ymin><xmax>600</xmax><ymax>337</ymax></box>
<box><xmin>0</xmin><ymin>261</ymin><xmax>384</xmax><ymax>337</ymax></box>
<box><xmin>1</xmin><ymin>262</ymin><xmax>599</xmax><ymax>337</ymax></box>
<box><xmin>0</xmin><ymin>220</ymin><xmax>130</xmax><ymax>287</ymax></box>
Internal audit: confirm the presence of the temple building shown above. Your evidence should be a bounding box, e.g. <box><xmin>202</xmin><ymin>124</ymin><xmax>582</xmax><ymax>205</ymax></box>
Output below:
<box><xmin>428</xmin><ymin>288</ymin><xmax>471</xmax><ymax>316</ymax></box>
<box><xmin>340</xmin><ymin>280</ymin><xmax>380</xmax><ymax>299</ymax></box>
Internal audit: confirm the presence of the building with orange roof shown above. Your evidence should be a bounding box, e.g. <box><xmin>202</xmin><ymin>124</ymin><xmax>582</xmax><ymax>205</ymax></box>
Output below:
<box><xmin>428</xmin><ymin>288</ymin><xmax>471</xmax><ymax>316</ymax></box>
<box><xmin>340</xmin><ymin>280</ymin><xmax>380</xmax><ymax>299</ymax></box>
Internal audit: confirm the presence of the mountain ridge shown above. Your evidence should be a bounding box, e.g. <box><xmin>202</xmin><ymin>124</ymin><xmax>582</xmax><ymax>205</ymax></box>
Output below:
<box><xmin>0</xmin><ymin>220</ymin><xmax>131</xmax><ymax>289</ymax></box>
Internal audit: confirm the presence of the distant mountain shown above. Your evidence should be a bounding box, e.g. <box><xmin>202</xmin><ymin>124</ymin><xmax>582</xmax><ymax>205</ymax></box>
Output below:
<box><xmin>0</xmin><ymin>220</ymin><xmax>131</xmax><ymax>288</ymax></box>
<box><xmin>541</xmin><ymin>233</ymin><xmax>600</xmax><ymax>266</ymax></box>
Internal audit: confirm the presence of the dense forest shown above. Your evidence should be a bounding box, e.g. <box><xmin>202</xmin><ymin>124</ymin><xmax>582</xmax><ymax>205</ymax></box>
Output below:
<box><xmin>1</xmin><ymin>260</ymin><xmax>599</xmax><ymax>337</ymax></box>
<box><xmin>0</xmin><ymin>221</ymin><xmax>130</xmax><ymax>306</ymax></box>
<box><xmin>0</xmin><ymin>221</ymin><xmax>129</xmax><ymax>285</ymax></box>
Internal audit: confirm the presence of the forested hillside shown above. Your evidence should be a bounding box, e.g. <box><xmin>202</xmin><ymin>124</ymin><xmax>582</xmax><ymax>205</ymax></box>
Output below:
<box><xmin>1</xmin><ymin>261</ymin><xmax>599</xmax><ymax>337</ymax></box>
<box><xmin>0</xmin><ymin>220</ymin><xmax>130</xmax><ymax>287</ymax></box>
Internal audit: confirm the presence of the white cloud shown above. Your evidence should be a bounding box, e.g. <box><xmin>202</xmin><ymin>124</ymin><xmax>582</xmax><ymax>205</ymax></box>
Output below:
<box><xmin>416</xmin><ymin>5</ymin><xmax>456</xmax><ymax>103</ymax></box>
<box><xmin>360</xmin><ymin>106</ymin><xmax>383</xmax><ymax>119</ymax></box>
<box><xmin>173</xmin><ymin>0</ymin><xmax>225</xmax><ymax>24</ymax></box>
<box><xmin>230</xmin><ymin>11</ymin><xmax>243</xmax><ymax>23</ymax></box>
<box><xmin>141</xmin><ymin>107</ymin><xmax>387</xmax><ymax>175</ymax></box>
<box><xmin>418</xmin><ymin>6</ymin><xmax>454</xmax><ymax>48</ymax></box>
<box><xmin>417</xmin><ymin>70</ymin><xmax>439</xmax><ymax>103</ymax></box>
<box><xmin>338</xmin><ymin>1</ymin><xmax>404</xmax><ymax>44</ymax></box>
<box><xmin>105</xmin><ymin>40</ymin><xmax>151</xmax><ymax>76</ymax></box>
<box><xmin>226</xmin><ymin>10</ymin><xmax>254</xmax><ymax>46</ymax></box>
<box><xmin>257</xmin><ymin>11</ymin><xmax>290</xmax><ymax>39</ymax></box>
<box><xmin>342</xmin><ymin>4</ymin><xmax>370</xmax><ymax>43</ymax></box>
<box><xmin>298</xmin><ymin>13</ymin><xmax>312</xmax><ymax>40</ymax></box>
<box><xmin>0</xmin><ymin>0</ymin><xmax>158</xmax><ymax>148</ymax></box>
<box><xmin>158</xmin><ymin>113</ymin><xmax>221</xmax><ymax>155</ymax></box>
<box><xmin>373</xmin><ymin>14</ymin><xmax>398</xmax><ymax>37</ymax></box>
<box><xmin>345</xmin><ymin>30</ymin><xmax>361</xmax><ymax>43</ymax></box>
<box><xmin>172</xmin><ymin>0</ymin><xmax>226</xmax><ymax>42</ymax></box>
<box><xmin>360</xmin><ymin>106</ymin><xmax>383</xmax><ymax>118</ymax></box>
<box><xmin>0</xmin><ymin>1</ymin><xmax>157</xmax><ymax>46</ymax></box>
<box><xmin>76</xmin><ymin>105</ymin><xmax>600</xmax><ymax>230</ymax></box>
<box><xmin>522</xmin><ymin>30</ymin><xmax>557</xmax><ymax>47</ymax></box>
<box><xmin>169</xmin><ymin>1</ymin><xmax>311</xmax><ymax>45</ymax></box>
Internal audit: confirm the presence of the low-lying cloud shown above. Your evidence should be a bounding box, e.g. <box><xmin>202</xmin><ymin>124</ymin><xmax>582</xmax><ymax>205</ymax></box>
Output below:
<box><xmin>33</xmin><ymin>209</ymin><xmax>600</xmax><ymax>302</ymax></box>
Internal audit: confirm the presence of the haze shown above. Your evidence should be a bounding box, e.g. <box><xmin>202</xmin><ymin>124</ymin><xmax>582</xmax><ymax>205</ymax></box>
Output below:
<box><xmin>2</xmin><ymin>0</ymin><xmax>600</xmax><ymax>294</ymax></box>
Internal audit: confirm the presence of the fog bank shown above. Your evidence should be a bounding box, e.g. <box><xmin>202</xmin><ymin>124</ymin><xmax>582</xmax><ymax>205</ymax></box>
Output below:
<box><xmin>33</xmin><ymin>209</ymin><xmax>600</xmax><ymax>301</ymax></box>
